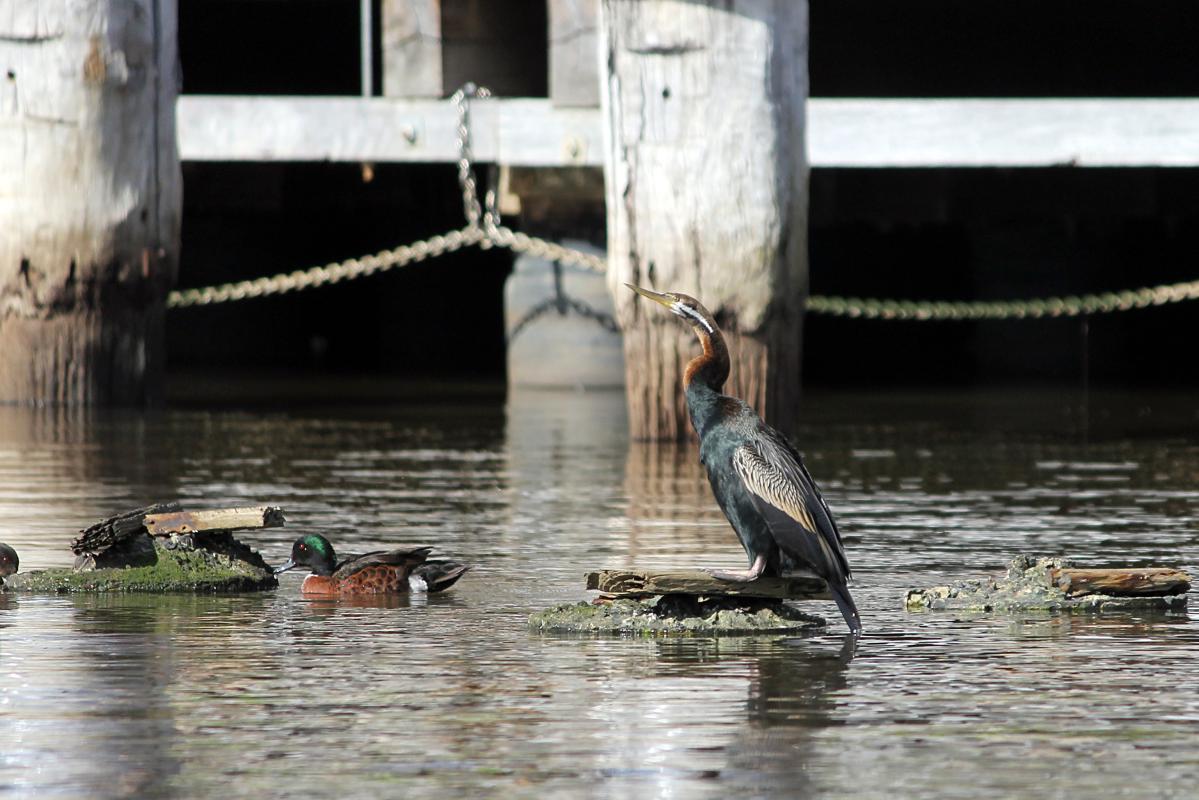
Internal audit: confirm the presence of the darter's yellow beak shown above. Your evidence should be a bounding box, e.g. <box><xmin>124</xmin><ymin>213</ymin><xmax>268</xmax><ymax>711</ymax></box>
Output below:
<box><xmin>625</xmin><ymin>284</ymin><xmax>675</xmax><ymax>308</ymax></box>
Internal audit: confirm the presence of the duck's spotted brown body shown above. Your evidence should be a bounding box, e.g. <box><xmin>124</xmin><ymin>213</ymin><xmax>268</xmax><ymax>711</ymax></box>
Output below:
<box><xmin>275</xmin><ymin>534</ymin><xmax>468</xmax><ymax>597</ymax></box>
<box><xmin>301</xmin><ymin>564</ymin><xmax>412</xmax><ymax>596</ymax></box>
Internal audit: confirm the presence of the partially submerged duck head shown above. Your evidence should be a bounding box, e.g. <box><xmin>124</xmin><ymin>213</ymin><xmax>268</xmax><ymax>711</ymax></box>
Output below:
<box><xmin>0</xmin><ymin>542</ymin><xmax>18</xmax><ymax>579</ymax></box>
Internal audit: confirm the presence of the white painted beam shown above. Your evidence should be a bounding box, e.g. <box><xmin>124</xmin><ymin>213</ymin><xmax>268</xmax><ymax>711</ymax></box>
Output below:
<box><xmin>177</xmin><ymin>96</ymin><xmax>1199</xmax><ymax>168</ymax></box>
<box><xmin>809</xmin><ymin>99</ymin><xmax>1199</xmax><ymax>167</ymax></box>
<box><xmin>177</xmin><ymin>95</ymin><xmax>601</xmax><ymax>167</ymax></box>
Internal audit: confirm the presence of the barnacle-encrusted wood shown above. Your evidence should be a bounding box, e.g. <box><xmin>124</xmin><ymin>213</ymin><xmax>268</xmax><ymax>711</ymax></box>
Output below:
<box><xmin>906</xmin><ymin>556</ymin><xmax>1192</xmax><ymax>613</ymax></box>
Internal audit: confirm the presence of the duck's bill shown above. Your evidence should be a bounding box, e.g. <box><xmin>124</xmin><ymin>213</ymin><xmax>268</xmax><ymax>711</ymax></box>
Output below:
<box><xmin>625</xmin><ymin>284</ymin><xmax>674</xmax><ymax>308</ymax></box>
<box><xmin>273</xmin><ymin>559</ymin><xmax>297</xmax><ymax>575</ymax></box>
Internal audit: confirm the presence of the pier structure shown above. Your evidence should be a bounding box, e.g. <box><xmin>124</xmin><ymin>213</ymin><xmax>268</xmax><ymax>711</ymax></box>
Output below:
<box><xmin>6</xmin><ymin>1</ymin><xmax>1199</xmax><ymax>412</ymax></box>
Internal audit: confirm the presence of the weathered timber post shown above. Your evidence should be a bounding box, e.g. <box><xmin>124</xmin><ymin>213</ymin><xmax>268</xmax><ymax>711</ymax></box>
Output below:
<box><xmin>601</xmin><ymin>0</ymin><xmax>809</xmax><ymax>440</ymax></box>
<box><xmin>0</xmin><ymin>1</ymin><xmax>181</xmax><ymax>405</ymax></box>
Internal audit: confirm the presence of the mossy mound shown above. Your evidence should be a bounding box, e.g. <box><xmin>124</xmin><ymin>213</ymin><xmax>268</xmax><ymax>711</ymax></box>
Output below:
<box><xmin>3</xmin><ymin>535</ymin><xmax>276</xmax><ymax>594</ymax></box>
<box><xmin>905</xmin><ymin>556</ymin><xmax>1189</xmax><ymax>613</ymax></box>
<box><xmin>529</xmin><ymin>594</ymin><xmax>825</xmax><ymax>636</ymax></box>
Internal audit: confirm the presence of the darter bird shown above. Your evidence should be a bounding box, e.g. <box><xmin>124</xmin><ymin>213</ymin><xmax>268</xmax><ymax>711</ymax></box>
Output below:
<box><xmin>627</xmin><ymin>284</ymin><xmax>861</xmax><ymax>633</ymax></box>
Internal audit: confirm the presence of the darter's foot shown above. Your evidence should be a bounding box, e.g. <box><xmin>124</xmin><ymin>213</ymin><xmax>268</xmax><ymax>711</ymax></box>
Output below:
<box><xmin>707</xmin><ymin>556</ymin><xmax>767</xmax><ymax>583</ymax></box>
<box><xmin>707</xmin><ymin>568</ymin><xmax>760</xmax><ymax>582</ymax></box>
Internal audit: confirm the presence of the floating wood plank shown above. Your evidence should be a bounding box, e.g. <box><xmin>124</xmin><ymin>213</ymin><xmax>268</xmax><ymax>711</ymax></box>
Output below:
<box><xmin>1049</xmin><ymin>567</ymin><xmax>1191</xmax><ymax>597</ymax></box>
<box><xmin>177</xmin><ymin>97</ymin><xmax>1199</xmax><ymax>168</ymax></box>
<box><xmin>586</xmin><ymin>569</ymin><xmax>828</xmax><ymax>600</ymax></box>
<box><xmin>143</xmin><ymin>506</ymin><xmax>286</xmax><ymax>535</ymax></box>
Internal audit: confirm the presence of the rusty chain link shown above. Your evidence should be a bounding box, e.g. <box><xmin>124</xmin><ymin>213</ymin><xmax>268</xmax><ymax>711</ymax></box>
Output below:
<box><xmin>168</xmin><ymin>84</ymin><xmax>1199</xmax><ymax>319</ymax></box>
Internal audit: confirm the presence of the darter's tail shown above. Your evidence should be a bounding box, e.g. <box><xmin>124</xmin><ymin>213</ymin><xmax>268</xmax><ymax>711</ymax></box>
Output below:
<box><xmin>830</xmin><ymin>583</ymin><xmax>862</xmax><ymax>634</ymax></box>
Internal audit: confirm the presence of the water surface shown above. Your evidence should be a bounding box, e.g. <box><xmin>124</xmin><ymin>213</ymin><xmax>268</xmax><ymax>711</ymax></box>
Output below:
<box><xmin>1</xmin><ymin>387</ymin><xmax>1197</xmax><ymax>799</ymax></box>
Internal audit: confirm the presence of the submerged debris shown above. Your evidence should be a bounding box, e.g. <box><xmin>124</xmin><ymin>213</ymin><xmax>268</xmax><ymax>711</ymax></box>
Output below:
<box><xmin>4</xmin><ymin>534</ymin><xmax>277</xmax><ymax>593</ymax></box>
<box><xmin>4</xmin><ymin>504</ymin><xmax>280</xmax><ymax>594</ymax></box>
<box><xmin>905</xmin><ymin>556</ymin><xmax>1190</xmax><ymax>613</ymax></box>
<box><xmin>529</xmin><ymin>594</ymin><xmax>825</xmax><ymax>636</ymax></box>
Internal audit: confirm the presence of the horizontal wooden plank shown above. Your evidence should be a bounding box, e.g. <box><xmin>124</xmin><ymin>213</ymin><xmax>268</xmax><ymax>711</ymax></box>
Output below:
<box><xmin>586</xmin><ymin>568</ymin><xmax>828</xmax><ymax>600</ymax></box>
<box><xmin>143</xmin><ymin>506</ymin><xmax>286</xmax><ymax>535</ymax></box>
<box><xmin>177</xmin><ymin>95</ymin><xmax>601</xmax><ymax>167</ymax></box>
<box><xmin>178</xmin><ymin>96</ymin><xmax>1199</xmax><ymax>168</ymax></box>
<box><xmin>809</xmin><ymin>99</ymin><xmax>1199</xmax><ymax>167</ymax></box>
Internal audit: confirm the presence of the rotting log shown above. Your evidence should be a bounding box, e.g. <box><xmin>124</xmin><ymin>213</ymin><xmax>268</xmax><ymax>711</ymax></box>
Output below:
<box><xmin>586</xmin><ymin>569</ymin><xmax>828</xmax><ymax>600</ymax></box>
<box><xmin>72</xmin><ymin>501</ymin><xmax>183</xmax><ymax>557</ymax></box>
<box><xmin>601</xmin><ymin>0</ymin><xmax>809</xmax><ymax>440</ymax></box>
<box><xmin>72</xmin><ymin>503</ymin><xmax>283</xmax><ymax>570</ymax></box>
<box><xmin>0</xmin><ymin>0</ymin><xmax>181</xmax><ymax>405</ymax></box>
<box><xmin>1049</xmin><ymin>567</ymin><xmax>1191</xmax><ymax>597</ymax></box>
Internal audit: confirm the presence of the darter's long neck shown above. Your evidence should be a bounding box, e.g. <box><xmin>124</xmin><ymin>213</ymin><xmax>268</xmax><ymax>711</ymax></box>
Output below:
<box><xmin>682</xmin><ymin>319</ymin><xmax>731</xmax><ymax>437</ymax></box>
<box><xmin>683</xmin><ymin>325</ymin><xmax>730</xmax><ymax>393</ymax></box>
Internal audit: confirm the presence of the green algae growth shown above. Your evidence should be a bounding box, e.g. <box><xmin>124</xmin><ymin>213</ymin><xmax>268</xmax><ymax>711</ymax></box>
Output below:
<box><xmin>529</xmin><ymin>595</ymin><xmax>825</xmax><ymax>636</ymax></box>
<box><xmin>3</xmin><ymin>540</ymin><xmax>276</xmax><ymax>594</ymax></box>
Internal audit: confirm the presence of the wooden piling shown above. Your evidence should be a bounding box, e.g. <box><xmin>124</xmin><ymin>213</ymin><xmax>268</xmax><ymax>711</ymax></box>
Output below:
<box><xmin>600</xmin><ymin>0</ymin><xmax>810</xmax><ymax>440</ymax></box>
<box><xmin>0</xmin><ymin>0</ymin><xmax>181</xmax><ymax>405</ymax></box>
<box><xmin>381</xmin><ymin>0</ymin><xmax>443</xmax><ymax>98</ymax></box>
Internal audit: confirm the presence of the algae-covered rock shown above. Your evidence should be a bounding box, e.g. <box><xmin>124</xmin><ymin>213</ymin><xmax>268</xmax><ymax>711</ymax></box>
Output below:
<box><xmin>529</xmin><ymin>594</ymin><xmax>825</xmax><ymax>636</ymax></box>
<box><xmin>3</xmin><ymin>533</ymin><xmax>276</xmax><ymax>594</ymax></box>
<box><xmin>905</xmin><ymin>555</ymin><xmax>1189</xmax><ymax>613</ymax></box>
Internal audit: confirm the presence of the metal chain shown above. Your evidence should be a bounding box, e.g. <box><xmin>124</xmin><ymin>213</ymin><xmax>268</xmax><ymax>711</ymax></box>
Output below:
<box><xmin>805</xmin><ymin>279</ymin><xmax>1199</xmax><ymax>320</ymax></box>
<box><xmin>167</xmin><ymin>82</ymin><xmax>604</xmax><ymax>310</ymax></box>
<box><xmin>168</xmin><ymin>83</ymin><xmax>1199</xmax><ymax>319</ymax></box>
<box><xmin>168</xmin><ymin>227</ymin><xmax>484</xmax><ymax>308</ymax></box>
<box><xmin>451</xmin><ymin>82</ymin><xmax>491</xmax><ymax>229</ymax></box>
<box><xmin>508</xmin><ymin>295</ymin><xmax>620</xmax><ymax>343</ymax></box>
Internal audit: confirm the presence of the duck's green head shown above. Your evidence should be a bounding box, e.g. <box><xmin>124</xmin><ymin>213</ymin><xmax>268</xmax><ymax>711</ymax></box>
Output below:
<box><xmin>274</xmin><ymin>534</ymin><xmax>336</xmax><ymax>577</ymax></box>
<box><xmin>0</xmin><ymin>542</ymin><xmax>18</xmax><ymax>578</ymax></box>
